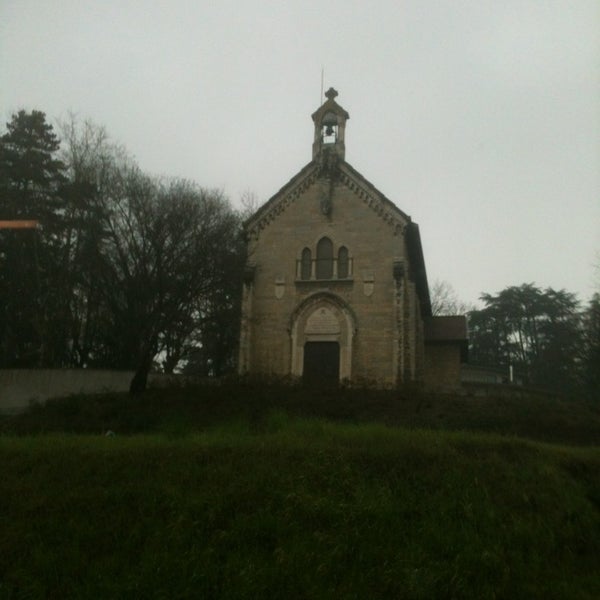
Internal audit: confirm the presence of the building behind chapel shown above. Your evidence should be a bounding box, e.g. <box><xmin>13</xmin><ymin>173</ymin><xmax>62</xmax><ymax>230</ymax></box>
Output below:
<box><xmin>239</xmin><ymin>88</ymin><xmax>467</xmax><ymax>389</ymax></box>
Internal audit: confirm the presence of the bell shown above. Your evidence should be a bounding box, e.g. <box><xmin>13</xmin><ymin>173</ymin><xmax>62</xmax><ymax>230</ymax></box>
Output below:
<box><xmin>322</xmin><ymin>112</ymin><xmax>337</xmax><ymax>133</ymax></box>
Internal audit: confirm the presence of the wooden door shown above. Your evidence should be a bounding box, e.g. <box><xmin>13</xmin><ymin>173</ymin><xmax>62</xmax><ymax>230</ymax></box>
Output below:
<box><xmin>303</xmin><ymin>341</ymin><xmax>340</xmax><ymax>386</ymax></box>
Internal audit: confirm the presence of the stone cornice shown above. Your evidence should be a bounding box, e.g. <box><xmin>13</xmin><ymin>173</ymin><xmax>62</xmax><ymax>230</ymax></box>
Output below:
<box><xmin>337</xmin><ymin>166</ymin><xmax>408</xmax><ymax>237</ymax></box>
<box><xmin>246</xmin><ymin>165</ymin><xmax>319</xmax><ymax>241</ymax></box>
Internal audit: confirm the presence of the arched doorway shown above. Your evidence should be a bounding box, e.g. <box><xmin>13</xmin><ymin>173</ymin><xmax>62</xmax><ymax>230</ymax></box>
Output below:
<box><xmin>289</xmin><ymin>293</ymin><xmax>356</xmax><ymax>384</ymax></box>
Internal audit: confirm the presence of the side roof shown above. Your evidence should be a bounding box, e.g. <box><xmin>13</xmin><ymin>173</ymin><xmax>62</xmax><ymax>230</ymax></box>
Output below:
<box><xmin>424</xmin><ymin>315</ymin><xmax>469</xmax><ymax>361</ymax></box>
<box><xmin>424</xmin><ymin>316</ymin><xmax>468</xmax><ymax>341</ymax></box>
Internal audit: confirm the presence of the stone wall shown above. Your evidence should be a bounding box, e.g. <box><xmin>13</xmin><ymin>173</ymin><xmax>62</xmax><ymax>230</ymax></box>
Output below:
<box><xmin>423</xmin><ymin>344</ymin><xmax>462</xmax><ymax>391</ymax></box>
<box><xmin>241</xmin><ymin>168</ymin><xmax>423</xmax><ymax>387</ymax></box>
<box><xmin>0</xmin><ymin>369</ymin><xmax>174</xmax><ymax>414</ymax></box>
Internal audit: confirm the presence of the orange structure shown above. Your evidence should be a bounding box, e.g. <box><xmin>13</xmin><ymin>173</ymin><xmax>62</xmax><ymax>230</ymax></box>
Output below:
<box><xmin>0</xmin><ymin>220</ymin><xmax>39</xmax><ymax>230</ymax></box>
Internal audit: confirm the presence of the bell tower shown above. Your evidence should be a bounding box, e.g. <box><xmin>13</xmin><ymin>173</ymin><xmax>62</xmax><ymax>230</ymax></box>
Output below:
<box><xmin>311</xmin><ymin>87</ymin><xmax>350</xmax><ymax>161</ymax></box>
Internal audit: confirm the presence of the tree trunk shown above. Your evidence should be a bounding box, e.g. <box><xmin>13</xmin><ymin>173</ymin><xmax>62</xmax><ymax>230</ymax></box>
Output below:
<box><xmin>129</xmin><ymin>354</ymin><xmax>152</xmax><ymax>395</ymax></box>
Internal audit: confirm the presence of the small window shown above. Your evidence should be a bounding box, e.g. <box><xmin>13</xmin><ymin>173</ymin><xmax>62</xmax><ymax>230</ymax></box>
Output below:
<box><xmin>338</xmin><ymin>246</ymin><xmax>349</xmax><ymax>279</ymax></box>
<box><xmin>316</xmin><ymin>237</ymin><xmax>333</xmax><ymax>280</ymax></box>
<box><xmin>301</xmin><ymin>247</ymin><xmax>312</xmax><ymax>280</ymax></box>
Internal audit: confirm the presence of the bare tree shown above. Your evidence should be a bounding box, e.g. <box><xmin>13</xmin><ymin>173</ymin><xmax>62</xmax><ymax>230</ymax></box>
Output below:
<box><xmin>239</xmin><ymin>189</ymin><xmax>260</xmax><ymax>220</ymax></box>
<box><xmin>95</xmin><ymin>172</ymin><xmax>242</xmax><ymax>392</ymax></box>
<box><xmin>430</xmin><ymin>279</ymin><xmax>473</xmax><ymax>316</ymax></box>
<box><xmin>58</xmin><ymin>114</ymin><xmax>134</xmax><ymax>367</ymax></box>
<box><xmin>59</xmin><ymin>115</ymin><xmax>244</xmax><ymax>390</ymax></box>
<box><xmin>1</xmin><ymin>112</ymin><xmax>244</xmax><ymax>387</ymax></box>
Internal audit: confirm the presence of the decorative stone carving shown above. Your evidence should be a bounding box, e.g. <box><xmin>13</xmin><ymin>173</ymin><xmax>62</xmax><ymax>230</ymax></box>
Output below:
<box><xmin>393</xmin><ymin>260</ymin><xmax>404</xmax><ymax>281</ymax></box>
<box><xmin>317</xmin><ymin>149</ymin><xmax>339</xmax><ymax>216</ymax></box>
<box><xmin>320</xmin><ymin>192</ymin><xmax>332</xmax><ymax>216</ymax></box>
<box><xmin>362</xmin><ymin>270</ymin><xmax>374</xmax><ymax>297</ymax></box>
<box><xmin>305</xmin><ymin>307</ymin><xmax>340</xmax><ymax>334</ymax></box>
<box><xmin>325</xmin><ymin>87</ymin><xmax>338</xmax><ymax>101</ymax></box>
<box><xmin>318</xmin><ymin>148</ymin><xmax>339</xmax><ymax>178</ymax></box>
<box><xmin>275</xmin><ymin>277</ymin><xmax>285</xmax><ymax>299</ymax></box>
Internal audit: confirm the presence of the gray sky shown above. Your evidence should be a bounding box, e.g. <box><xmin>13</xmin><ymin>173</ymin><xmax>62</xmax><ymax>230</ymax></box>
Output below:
<box><xmin>2</xmin><ymin>0</ymin><xmax>599</xmax><ymax>306</ymax></box>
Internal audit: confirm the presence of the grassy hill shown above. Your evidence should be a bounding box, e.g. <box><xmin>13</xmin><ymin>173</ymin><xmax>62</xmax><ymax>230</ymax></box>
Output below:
<box><xmin>3</xmin><ymin>380</ymin><xmax>600</xmax><ymax>445</ymax></box>
<box><xmin>1</xmin><ymin>383</ymin><xmax>599</xmax><ymax>598</ymax></box>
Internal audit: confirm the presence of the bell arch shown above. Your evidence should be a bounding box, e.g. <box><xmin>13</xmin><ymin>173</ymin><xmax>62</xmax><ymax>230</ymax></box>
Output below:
<box><xmin>289</xmin><ymin>292</ymin><xmax>357</xmax><ymax>382</ymax></box>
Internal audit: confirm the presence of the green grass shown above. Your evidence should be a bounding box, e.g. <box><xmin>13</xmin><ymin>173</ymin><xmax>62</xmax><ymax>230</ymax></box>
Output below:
<box><xmin>2</xmin><ymin>380</ymin><xmax>600</xmax><ymax>445</ymax></box>
<box><xmin>1</xmin><ymin>385</ymin><xmax>599</xmax><ymax>598</ymax></box>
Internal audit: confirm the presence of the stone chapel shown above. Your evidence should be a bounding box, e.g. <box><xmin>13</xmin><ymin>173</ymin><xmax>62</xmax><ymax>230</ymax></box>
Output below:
<box><xmin>238</xmin><ymin>88</ymin><xmax>467</xmax><ymax>389</ymax></box>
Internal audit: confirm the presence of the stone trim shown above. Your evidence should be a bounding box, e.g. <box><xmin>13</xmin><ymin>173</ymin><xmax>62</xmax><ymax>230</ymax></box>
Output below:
<box><xmin>288</xmin><ymin>292</ymin><xmax>357</xmax><ymax>381</ymax></box>
<box><xmin>238</xmin><ymin>272</ymin><xmax>254</xmax><ymax>374</ymax></box>
<box><xmin>247</xmin><ymin>169</ymin><xmax>319</xmax><ymax>240</ymax></box>
<box><xmin>338</xmin><ymin>170</ymin><xmax>408</xmax><ymax>236</ymax></box>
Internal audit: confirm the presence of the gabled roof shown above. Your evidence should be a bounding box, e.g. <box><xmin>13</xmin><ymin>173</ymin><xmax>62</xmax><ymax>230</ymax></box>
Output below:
<box><xmin>244</xmin><ymin>157</ymin><xmax>432</xmax><ymax>317</ymax></box>
<box><xmin>245</xmin><ymin>158</ymin><xmax>412</xmax><ymax>234</ymax></box>
<box><xmin>338</xmin><ymin>161</ymin><xmax>412</xmax><ymax>223</ymax></box>
<box><xmin>244</xmin><ymin>160</ymin><xmax>316</xmax><ymax>230</ymax></box>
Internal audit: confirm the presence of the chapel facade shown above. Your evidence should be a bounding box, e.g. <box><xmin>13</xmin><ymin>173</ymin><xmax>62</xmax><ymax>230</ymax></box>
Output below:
<box><xmin>239</xmin><ymin>89</ymin><xmax>467</xmax><ymax>389</ymax></box>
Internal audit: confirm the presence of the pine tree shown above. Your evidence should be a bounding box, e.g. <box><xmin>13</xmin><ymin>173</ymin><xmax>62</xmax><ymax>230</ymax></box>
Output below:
<box><xmin>468</xmin><ymin>284</ymin><xmax>582</xmax><ymax>393</ymax></box>
<box><xmin>0</xmin><ymin>110</ymin><xmax>68</xmax><ymax>366</ymax></box>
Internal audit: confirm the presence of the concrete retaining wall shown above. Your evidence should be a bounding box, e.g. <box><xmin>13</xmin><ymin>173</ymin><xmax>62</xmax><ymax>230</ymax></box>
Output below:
<box><xmin>0</xmin><ymin>369</ymin><xmax>165</xmax><ymax>414</ymax></box>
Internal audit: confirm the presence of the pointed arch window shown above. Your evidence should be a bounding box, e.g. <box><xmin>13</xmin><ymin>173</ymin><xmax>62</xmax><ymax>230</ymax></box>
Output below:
<box><xmin>338</xmin><ymin>246</ymin><xmax>349</xmax><ymax>279</ymax></box>
<box><xmin>300</xmin><ymin>247</ymin><xmax>312</xmax><ymax>280</ymax></box>
<box><xmin>316</xmin><ymin>237</ymin><xmax>333</xmax><ymax>279</ymax></box>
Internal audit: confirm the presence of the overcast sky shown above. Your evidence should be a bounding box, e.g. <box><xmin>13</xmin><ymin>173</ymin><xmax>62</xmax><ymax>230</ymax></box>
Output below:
<box><xmin>2</xmin><ymin>0</ymin><xmax>599</xmax><ymax>306</ymax></box>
